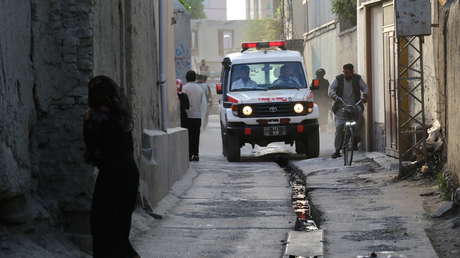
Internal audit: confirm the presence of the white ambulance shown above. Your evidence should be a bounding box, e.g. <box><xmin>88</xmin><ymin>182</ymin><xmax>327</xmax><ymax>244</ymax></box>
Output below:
<box><xmin>217</xmin><ymin>41</ymin><xmax>320</xmax><ymax>162</ymax></box>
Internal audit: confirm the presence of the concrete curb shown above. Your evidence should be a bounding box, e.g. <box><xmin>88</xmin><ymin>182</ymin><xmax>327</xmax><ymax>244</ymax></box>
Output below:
<box><xmin>131</xmin><ymin>166</ymin><xmax>198</xmax><ymax>241</ymax></box>
<box><xmin>365</xmin><ymin>152</ymin><xmax>399</xmax><ymax>171</ymax></box>
<box><xmin>150</xmin><ymin>166</ymin><xmax>199</xmax><ymax>216</ymax></box>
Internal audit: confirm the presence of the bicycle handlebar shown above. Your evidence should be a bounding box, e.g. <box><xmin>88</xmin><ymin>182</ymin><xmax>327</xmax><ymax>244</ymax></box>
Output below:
<box><xmin>337</xmin><ymin>98</ymin><xmax>363</xmax><ymax>107</ymax></box>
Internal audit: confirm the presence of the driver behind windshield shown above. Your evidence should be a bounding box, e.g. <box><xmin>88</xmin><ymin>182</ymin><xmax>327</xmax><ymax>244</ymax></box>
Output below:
<box><xmin>231</xmin><ymin>65</ymin><xmax>258</xmax><ymax>90</ymax></box>
<box><xmin>273</xmin><ymin>64</ymin><xmax>301</xmax><ymax>87</ymax></box>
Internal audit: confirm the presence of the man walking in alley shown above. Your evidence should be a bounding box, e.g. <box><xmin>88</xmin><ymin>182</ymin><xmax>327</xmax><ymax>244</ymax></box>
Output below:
<box><xmin>183</xmin><ymin>70</ymin><xmax>204</xmax><ymax>161</ymax></box>
<box><xmin>328</xmin><ymin>64</ymin><xmax>368</xmax><ymax>158</ymax></box>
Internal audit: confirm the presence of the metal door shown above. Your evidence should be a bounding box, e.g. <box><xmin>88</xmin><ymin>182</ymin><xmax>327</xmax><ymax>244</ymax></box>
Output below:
<box><xmin>383</xmin><ymin>28</ymin><xmax>399</xmax><ymax>157</ymax></box>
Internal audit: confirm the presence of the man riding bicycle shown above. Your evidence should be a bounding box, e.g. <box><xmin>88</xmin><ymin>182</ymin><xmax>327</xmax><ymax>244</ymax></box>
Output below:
<box><xmin>328</xmin><ymin>64</ymin><xmax>368</xmax><ymax>159</ymax></box>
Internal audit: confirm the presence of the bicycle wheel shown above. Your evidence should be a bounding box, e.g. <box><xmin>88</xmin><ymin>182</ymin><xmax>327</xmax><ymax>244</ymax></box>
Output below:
<box><xmin>342</xmin><ymin>126</ymin><xmax>355</xmax><ymax>166</ymax></box>
<box><xmin>346</xmin><ymin>127</ymin><xmax>354</xmax><ymax>166</ymax></box>
<box><xmin>343</xmin><ymin>127</ymin><xmax>350</xmax><ymax>166</ymax></box>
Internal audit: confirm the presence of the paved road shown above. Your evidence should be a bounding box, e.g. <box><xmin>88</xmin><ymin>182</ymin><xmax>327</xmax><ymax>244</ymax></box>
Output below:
<box><xmin>293</xmin><ymin>155</ymin><xmax>438</xmax><ymax>258</ymax></box>
<box><xmin>135</xmin><ymin>115</ymin><xmax>296</xmax><ymax>257</ymax></box>
<box><xmin>134</xmin><ymin>113</ymin><xmax>438</xmax><ymax>257</ymax></box>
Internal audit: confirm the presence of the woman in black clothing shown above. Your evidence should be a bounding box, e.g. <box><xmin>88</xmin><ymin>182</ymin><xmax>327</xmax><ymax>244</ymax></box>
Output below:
<box><xmin>83</xmin><ymin>75</ymin><xmax>140</xmax><ymax>258</ymax></box>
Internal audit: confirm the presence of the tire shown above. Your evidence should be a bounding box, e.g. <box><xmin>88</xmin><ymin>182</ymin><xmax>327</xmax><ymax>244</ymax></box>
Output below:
<box><xmin>295</xmin><ymin>139</ymin><xmax>306</xmax><ymax>155</ymax></box>
<box><xmin>221</xmin><ymin>126</ymin><xmax>227</xmax><ymax>157</ymax></box>
<box><xmin>305</xmin><ymin>126</ymin><xmax>320</xmax><ymax>158</ymax></box>
<box><xmin>226</xmin><ymin>135</ymin><xmax>241</xmax><ymax>162</ymax></box>
<box><xmin>343</xmin><ymin>127</ymin><xmax>354</xmax><ymax>166</ymax></box>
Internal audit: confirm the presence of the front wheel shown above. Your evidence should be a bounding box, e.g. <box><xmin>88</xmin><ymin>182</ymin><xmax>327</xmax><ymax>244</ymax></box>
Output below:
<box><xmin>343</xmin><ymin>126</ymin><xmax>354</xmax><ymax>166</ymax></box>
<box><xmin>226</xmin><ymin>135</ymin><xmax>241</xmax><ymax>162</ymax></box>
<box><xmin>305</xmin><ymin>126</ymin><xmax>320</xmax><ymax>158</ymax></box>
<box><xmin>295</xmin><ymin>140</ymin><xmax>306</xmax><ymax>155</ymax></box>
<box><xmin>221</xmin><ymin>125</ymin><xmax>227</xmax><ymax>157</ymax></box>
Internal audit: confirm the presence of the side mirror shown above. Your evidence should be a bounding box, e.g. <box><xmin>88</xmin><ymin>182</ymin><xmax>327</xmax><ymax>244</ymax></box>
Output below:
<box><xmin>310</xmin><ymin>79</ymin><xmax>320</xmax><ymax>90</ymax></box>
<box><xmin>216</xmin><ymin>83</ymin><xmax>223</xmax><ymax>95</ymax></box>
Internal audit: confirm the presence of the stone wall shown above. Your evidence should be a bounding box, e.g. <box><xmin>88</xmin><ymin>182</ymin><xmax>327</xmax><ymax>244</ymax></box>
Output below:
<box><xmin>0</xmin><ymin>0</ymin><xmax>190</xmax><ymax>255</ymax></box>
<box><xmin>0</xmin><ymin>0</ymin><xmax>96</xmax><ymax>256</ymax></box>
<box><xmin>0</xmin><ymin>0</ymin><xmax>93</xmax><ymax>225</ymax></box>
<box><xmin>0</xmin><ymin>0</ymin><xmax>35</xmax><ymax>223</ymax></box>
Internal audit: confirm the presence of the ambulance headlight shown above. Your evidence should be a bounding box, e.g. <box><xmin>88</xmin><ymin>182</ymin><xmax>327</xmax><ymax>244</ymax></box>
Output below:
<box><xmin>242</xmin><ymin>105</ymin><xmax>253</xmax><ymax>116</ymax></box>
<box><xmin>293</xmin><ymin>103</ymin><xmax>305</xmax><ymax>114</ymax></box>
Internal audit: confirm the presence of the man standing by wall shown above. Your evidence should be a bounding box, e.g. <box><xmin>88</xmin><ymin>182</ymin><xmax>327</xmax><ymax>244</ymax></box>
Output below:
<box><xmin>314</xmin><ymin>68</ymin><xmax>331</xmax><ymax>129</ymax></box>
<box><xmin>328</xmin><ymin>64</ymin><xmax>368</xmax><ymax>158</ymax></box>
<box><xmin>182</xmin><ymin>70</ymin><xmax>204</xmax><ymax>161</ymax></box>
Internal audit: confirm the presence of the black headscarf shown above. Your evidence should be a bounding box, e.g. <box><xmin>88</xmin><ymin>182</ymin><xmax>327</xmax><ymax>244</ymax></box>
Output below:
<box><xmin>88</xmin><ymin>75</ymin><xmax>133</xmax><ymax>132</ymax></box>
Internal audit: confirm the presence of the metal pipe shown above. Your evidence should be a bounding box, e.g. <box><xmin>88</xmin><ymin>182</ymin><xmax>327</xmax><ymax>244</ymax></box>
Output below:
<box><xmin>159</xmin><ymin>0</ymin><xmax>168</xmax><ymax>131</ymax></box>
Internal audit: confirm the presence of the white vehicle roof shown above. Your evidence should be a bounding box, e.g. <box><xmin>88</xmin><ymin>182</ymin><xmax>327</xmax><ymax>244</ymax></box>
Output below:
<box><xmin>226</xmin><ymin>50</ymin><xmax>303</xmax><ymax>65</ymax></box>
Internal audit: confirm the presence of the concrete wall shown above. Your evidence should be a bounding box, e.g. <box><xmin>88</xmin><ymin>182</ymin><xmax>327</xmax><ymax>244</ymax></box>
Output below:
<box><xmin>422</xmin><ymin>0</ymin><xmax>442</xmax><ymax>126</ymax></box>
<box><xmin>445</xmin><ymin>1</ymin><xmax>460</xmax><ymax>183</ymax></box>
<box><xmin>94</xmin><ymin>0</ymin><xmax>188</xmax><ymax>209</ymax></box>
<box><xmin>174</xmin><ymin>1</ymin><xmax>192</xmax><ymax>83</ymax></box>
<box><xmin>141</xmin><ymin>128</ymin><xmax>189</xmax><ymax>205</ymax></box>
<box><xmin>336</xmin><ymin>29</ymin><xmax>358</xmax><ymax>74</ymax></box>
<box><xmin>304</xmin><ymin>26</ymin><xmax>338</xmax><ymax>83</ymax></box>
<box><xmin>94</xmin><ymin>0</ymin><xmax>160</xmax><ymax>146</ymax></box>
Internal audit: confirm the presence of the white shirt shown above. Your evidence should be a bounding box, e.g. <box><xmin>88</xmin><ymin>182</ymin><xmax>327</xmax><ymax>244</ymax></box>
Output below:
<box><xmin>182</xmin><ymin>82</ymin><xmax>204</xmax><ymax>119</ymax></box>
<box><xmin>231</xmin><ymin>78</ymin><xmax>258</xmax><ymax>90</ymax></box>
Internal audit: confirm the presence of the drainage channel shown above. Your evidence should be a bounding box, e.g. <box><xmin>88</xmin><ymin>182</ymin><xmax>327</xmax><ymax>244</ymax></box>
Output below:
<box><xmin>276</xmin><ymin>157</ymin><xmax>323</xmax><ymax>258</ymax></box>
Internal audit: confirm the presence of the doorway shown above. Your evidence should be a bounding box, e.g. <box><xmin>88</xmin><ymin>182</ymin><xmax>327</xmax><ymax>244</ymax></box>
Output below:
<box><xmin>383</xmin><ymin>27</ymin><xmax>399</xmax><ymax>157</ymax></box>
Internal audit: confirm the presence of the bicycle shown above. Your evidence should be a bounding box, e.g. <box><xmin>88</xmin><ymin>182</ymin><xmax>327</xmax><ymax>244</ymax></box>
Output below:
<box><xmin>338</xmin><ymin>99</ymin><xmax>363</xmax><ymax>166</ymax></box>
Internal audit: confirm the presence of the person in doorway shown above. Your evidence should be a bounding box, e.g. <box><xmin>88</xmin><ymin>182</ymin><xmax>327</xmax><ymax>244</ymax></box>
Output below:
<box><xmin>83</xmin><ymin>75</ymin><xmax>140</xmax><ymax>258</ymax></box>
<box><xmin>199</xmin><ymin>59</ymin><xmax>209</xmax><ymax>77</ymax></box>
<box><xmin>182</xmin><ymin>70</ymin><xmax>204</xmax><ymax>161</ymax></box>
<box><xmin>177</xmin><ymin>79</ymin><xmax>189</xmax><ymax>128</ymax></box>
<box><xmin>314</xmin><ymin>68</ymin><xmax>331</xmax><ymax>127</ymax></box>
<box><xmin>328</xmin><ymin>64</ymin><xmax>368</xmax><ymax>159</ymax></box>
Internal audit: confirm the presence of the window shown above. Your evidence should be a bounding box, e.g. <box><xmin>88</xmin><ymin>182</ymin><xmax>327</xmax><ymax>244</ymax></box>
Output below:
<box><xmin>218</xmin><ymin>30</ymin><xmax>234</xmax><ymax>56</ymax></box>
<box><xmin>230</xmin><ymin>62</ymin><xmax>307</xmax><ymax>91</ymax></box>
<box><xmin>192</xmin><ymin>31</ymin><xmax>198</xmax><ymax>50</ymax></box>
<box><xmin>383</xmin><ymin>3</ymin><xmax>394</xmax><ymax>27</ymax></box>
<box><xmin>223</xmin><ymin>31</ymin><xmax>233</xmax><ymax>50</ymax></box>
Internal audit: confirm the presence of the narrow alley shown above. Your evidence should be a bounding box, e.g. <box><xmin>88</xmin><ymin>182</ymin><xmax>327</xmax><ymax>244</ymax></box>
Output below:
<box><xmin>131</xmin><ymin>115</ymin><xmax>441</xmax><ymax>257</ymax></box>
<box><xmin>134</xmin><ymin>115</ymin><xmax>295</xmax><ymax>257</ymax></box>
<box><xmin>2</xmin><ymin>1</ymin><xmax>460</xmax><ymax>258</ymax></box>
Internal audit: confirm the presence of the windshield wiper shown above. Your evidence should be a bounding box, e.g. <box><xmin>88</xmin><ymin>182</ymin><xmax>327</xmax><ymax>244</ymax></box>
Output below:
<box><xmin>269</xmin><ymin>85</ymin><xmax>302</xmax><ymax>90</ymax></box>
<box><xmin>231</xmin><ymin>88</ymin><xmax>267</xmax><ymax>91</ymax></box>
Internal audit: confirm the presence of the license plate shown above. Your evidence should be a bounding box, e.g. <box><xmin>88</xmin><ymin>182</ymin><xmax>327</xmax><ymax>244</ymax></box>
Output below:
<box><xmin>264</xmin><ymin>126</ymin><xmax>287</xmax><ymax>136</ymax></box>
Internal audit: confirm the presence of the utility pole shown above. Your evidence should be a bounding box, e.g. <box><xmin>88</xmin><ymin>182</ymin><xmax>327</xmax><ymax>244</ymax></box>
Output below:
<box><xmin>159</xmin><ymin>0</ymin><xmax>168</xmax><ymax>131</ymax></box>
